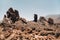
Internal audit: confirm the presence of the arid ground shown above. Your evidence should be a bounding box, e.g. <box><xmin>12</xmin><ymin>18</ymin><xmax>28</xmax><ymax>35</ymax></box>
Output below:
<box><xmin>0</xmin><ymin>8</ymin><xmax>60</xmax><ymax>40</ymax></box>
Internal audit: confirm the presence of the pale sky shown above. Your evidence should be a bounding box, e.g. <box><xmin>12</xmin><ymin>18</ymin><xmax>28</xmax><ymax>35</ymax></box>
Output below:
<box><xmin>0</xmin><ymin>0</ymin><xmax>60</xmax><ymax>20</ymax></box>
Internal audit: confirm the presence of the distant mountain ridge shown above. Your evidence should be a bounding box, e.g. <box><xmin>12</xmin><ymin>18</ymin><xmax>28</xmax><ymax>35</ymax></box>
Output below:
<box><xmin>46</xmin><ymin>14</ymin><xmax>60</xmax><ymax>23</ymax></box>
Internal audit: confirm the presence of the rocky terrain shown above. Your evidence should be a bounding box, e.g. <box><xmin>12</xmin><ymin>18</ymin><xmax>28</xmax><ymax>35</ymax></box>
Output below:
<box><xmin>0</xmin><ymin>8</ymin><xmax>60</xmax><ymax>40</ymax></box>
<box><xmin>46</xmin><ymin>14</ymin><xmax>60</xmax><ymax>23</ymax></box>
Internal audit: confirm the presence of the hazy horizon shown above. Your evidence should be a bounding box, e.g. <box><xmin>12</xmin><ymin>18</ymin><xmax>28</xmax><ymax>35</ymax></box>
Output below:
<box><xmin>0</xmin><ymin>0</ymin><xmax>60</xmax><ymax>21</ymax></box>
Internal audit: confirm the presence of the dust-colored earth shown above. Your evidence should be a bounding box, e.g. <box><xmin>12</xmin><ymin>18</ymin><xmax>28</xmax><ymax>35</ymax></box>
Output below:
<box><xmin>0</xmin><ymin>8</ymin><xmax>60</xmax><ymax>40</ymax></box>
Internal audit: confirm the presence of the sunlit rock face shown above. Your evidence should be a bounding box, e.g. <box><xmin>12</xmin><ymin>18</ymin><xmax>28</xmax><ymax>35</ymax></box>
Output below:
<box><xmin>0</xmin><ymin>8</ymin><xmax>60</xmax><ymax>40</ymax></box>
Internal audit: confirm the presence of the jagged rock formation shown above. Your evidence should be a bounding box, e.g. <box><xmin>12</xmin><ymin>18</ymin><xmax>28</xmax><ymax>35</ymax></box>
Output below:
<box><xmin>0</xmin><ymin>8</ymin><xmax>60</xmax><ymax>40</ymax></box>
<box><xmin>39</xmin><ymin>16</ymin><xmax>47</xmax><ymax>22</ymax></box>
<box><xmin>33</xmin><ymin>14</ymin><xmax>38</xmax><ymax>22</ymax></box>
<box><xmin>6</xmin><ymin>8</ymin><xmax>20</xmax><ymax>23</ymax></box>
<box><xmin>48</xmin><ymin>18</ymin><xmax>54</xmax><ymax>25</ymax></box>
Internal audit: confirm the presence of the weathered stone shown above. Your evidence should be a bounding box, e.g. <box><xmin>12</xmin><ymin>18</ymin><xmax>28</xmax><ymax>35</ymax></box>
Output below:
<box><xmin>34</xmin><ymin>14</ymin><xmax>38</xmax><ymax>22</ymax></box>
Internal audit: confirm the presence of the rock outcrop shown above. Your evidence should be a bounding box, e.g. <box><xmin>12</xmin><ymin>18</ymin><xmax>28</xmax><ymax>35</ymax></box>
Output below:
<box><xmin>0</xmin><ymin>8</ymin><xmax>60</xmax><ymax>40</ymax></box>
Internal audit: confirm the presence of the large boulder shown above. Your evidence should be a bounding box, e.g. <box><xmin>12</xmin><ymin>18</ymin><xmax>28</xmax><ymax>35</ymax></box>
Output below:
<box><xmin>6</xmin><ymin>8</ymin><xmax>20</xmax><ymax>23</ymax></box>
